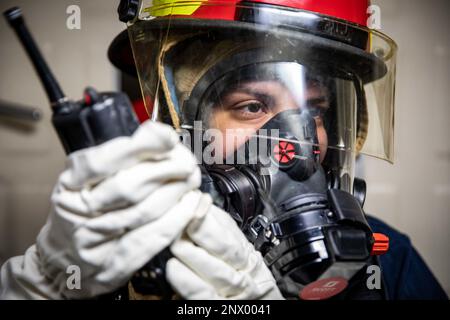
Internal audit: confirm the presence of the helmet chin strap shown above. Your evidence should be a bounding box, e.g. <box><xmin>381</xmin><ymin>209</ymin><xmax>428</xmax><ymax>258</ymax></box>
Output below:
<box><xmin>157</xmin><ymin>34</ymin><xmax>192</xmax><ymax>129</ymax></box>
<box><xmin>353</xmin><ymin>76</ymin><xmax>369</xmax><ymax>153</ymax></box>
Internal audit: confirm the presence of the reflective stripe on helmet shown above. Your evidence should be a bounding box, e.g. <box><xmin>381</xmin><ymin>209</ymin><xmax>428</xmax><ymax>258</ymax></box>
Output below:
<box><xmin>145</xmin><ymin>0</ymin><xmax>203</xmax><ymax>17</ymax></box>
<box><xmin>141</xmin><ymin>0</ymin><xmax>371</xmax><ymax>27</ymax></box>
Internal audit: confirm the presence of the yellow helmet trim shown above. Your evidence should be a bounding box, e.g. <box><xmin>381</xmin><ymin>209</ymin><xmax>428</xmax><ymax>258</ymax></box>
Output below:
<box><xmin>144</xmin><ymin>0</ymin><xmax>204</xmax><ymax>17</ymax></box>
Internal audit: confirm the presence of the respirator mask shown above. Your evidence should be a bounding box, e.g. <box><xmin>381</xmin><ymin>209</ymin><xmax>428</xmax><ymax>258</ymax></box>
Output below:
<box><xmin>180</xmin><ymin>58</ymin><xmax>387</xmax><ymax>299</ymax></box>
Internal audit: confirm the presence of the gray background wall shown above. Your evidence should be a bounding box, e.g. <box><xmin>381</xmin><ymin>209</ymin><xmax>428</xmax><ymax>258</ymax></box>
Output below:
<box><xmin>0</xmin><ymin>0</ymin><xmax>448</xmax><ymax>296</ymax></box>
<box><xmin>363</xmin><ymin>0</ymin><xmax>450</xmax><ymax>295</ymax></box>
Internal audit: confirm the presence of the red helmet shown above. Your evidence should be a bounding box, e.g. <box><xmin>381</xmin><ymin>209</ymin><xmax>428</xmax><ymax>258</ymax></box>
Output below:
<box><xmin>150</xmin><ymin>0</ymin><xmax>371</xmax><ymax>26</ymax></box>
<box><xmin>108</xmin><ymin>0</ymin><xmax>384</xmax><ymax>79</ymax></box>
<box><xmin>109</xmin><ymin>0</ymin><xmax>397</xmax><ymax>163</ymax></box>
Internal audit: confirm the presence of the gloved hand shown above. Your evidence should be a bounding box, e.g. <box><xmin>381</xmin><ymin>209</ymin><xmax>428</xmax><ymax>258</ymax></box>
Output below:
<box><xmin>0</xmin><ymin>120</ymin><xmax>203</xmax><ymax>299</ymax></box>
<box><xmin>166</xmin><ymin>200</ymin><xmax>284</xmax><ymax>300</ymax></box>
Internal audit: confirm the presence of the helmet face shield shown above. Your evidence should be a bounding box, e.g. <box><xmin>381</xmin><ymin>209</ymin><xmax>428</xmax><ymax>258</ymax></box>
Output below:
<box><xmin>126</xmin><ymin>1</ymin><xmax>397</xmax><ymax>188</ymax></box>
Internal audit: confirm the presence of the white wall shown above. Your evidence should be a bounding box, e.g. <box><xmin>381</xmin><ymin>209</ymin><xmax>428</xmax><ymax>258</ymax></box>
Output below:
<box><xmin>363</xmin><ymin>0</ymin><xmax>450</xmax><ymax>295</ymax></box>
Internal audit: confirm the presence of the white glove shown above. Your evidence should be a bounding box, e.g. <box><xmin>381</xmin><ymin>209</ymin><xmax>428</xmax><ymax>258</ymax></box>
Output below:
<box><xmin>167</xmin><ymin>200</ymin><xmax>284</xmax><ymax>300</ymax></box>
<box><xmin>0</xmin><ymin>120</ymin><xmax>203</xmax><ymax>299</ymax></box>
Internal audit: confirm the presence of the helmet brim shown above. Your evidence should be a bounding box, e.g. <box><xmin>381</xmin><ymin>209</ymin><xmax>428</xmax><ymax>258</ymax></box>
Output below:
<box><xmin>109</xmin><ymin>18</ymin><xmax>387</xmax><ymax>83</ymax></box>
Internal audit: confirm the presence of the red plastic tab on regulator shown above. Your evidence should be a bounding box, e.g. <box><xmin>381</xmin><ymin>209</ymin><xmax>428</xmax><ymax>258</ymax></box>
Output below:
<box><xmin>371</xmin><ymin>233</ymin><xmax>389</xmax><ymax>255</ymax></box>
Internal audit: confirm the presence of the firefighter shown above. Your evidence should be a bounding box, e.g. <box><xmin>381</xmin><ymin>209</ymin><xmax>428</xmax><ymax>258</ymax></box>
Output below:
<box><xmin>0</xmin><ymin>0</ymin><xmax>447</xmax><ymax>300</ymax></box>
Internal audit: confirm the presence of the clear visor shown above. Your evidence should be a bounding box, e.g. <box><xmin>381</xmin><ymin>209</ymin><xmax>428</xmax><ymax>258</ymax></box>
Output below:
<box><xmin>126</xmin><ymin>2</ymin><xmax>397</xmax><ymax>166</ymax></box>
<box><xmin>196</xmin><ymin>61</ymin><xmax>356</xmax><ymax>162</ymax></box>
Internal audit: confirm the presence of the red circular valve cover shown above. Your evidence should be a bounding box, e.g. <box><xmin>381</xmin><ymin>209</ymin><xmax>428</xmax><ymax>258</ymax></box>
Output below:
<box><xmin>273</xmin><ymin>141</ymin><xmax>296</xmax><ymax>164</ymax></box>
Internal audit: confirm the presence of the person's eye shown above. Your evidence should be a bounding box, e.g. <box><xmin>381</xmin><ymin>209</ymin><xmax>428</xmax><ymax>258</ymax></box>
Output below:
<box><xmin>230</xmin><ymin>102</ymin><xmax>269</xmax><ymax>120</ymax></box>
<box><xmin>305</xmin><ymin>100</ymin><xmax>329</xmax><ymax>119</ymax></box>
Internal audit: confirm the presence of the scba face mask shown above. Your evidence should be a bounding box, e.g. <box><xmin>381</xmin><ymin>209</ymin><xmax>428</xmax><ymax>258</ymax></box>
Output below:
<box><xmin>110</xmin><ymin>0</ymin><xmax>397</xmax><ymax>299</ymax></box>
<box><xmin>194</xmin><ymin>61</ymin><xmax>388</xmax><ymax>298</ymax></box>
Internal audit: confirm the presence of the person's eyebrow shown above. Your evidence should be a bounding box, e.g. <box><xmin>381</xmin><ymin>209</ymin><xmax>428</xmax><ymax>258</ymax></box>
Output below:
<box><xmin>306</xmin><ymin>97</ymin><xmax>329</xmax><ymax>108</ymax></box>
<box><xmin>224</xmin><ymin>87</ymin><xmax>276</xmax><ymax>106</ymax></box>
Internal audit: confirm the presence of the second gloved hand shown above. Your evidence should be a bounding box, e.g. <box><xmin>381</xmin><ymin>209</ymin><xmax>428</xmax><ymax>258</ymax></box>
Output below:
<box><xmin>167</xmin><ymin>200</ymin><xmax>284</xmax><ymax>300</ymax></box>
